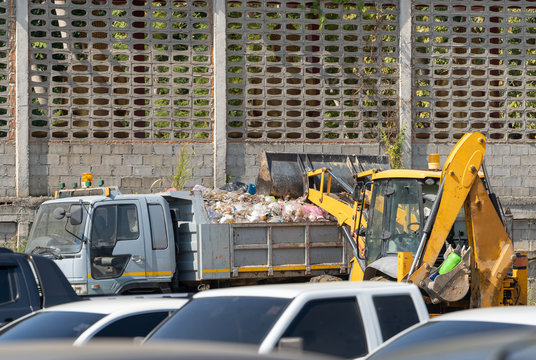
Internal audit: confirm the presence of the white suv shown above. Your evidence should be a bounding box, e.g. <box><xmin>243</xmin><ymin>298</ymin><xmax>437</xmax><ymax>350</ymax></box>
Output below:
<box><xmin>146</xmin><ymin>281</ymin><xmax>429</xmax><ymax>359</ymax></box>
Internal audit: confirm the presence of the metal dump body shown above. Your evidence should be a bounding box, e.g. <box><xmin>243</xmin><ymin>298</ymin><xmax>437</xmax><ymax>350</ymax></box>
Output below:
<box><xmin>177</xmin><ymin>221</ymin><xmax>349</xmax><ymax>283</ymax></box>
<box><xmin>257</xmin><ymin>151</ymin><xmax>391</xmax><ymax>198</ymax></box>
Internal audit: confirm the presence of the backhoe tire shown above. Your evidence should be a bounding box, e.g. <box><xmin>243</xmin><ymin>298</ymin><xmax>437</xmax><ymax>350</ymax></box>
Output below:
<box><xmin>310</xmin><ymin>275</ymin><xmax>342</xmax><ymax>282</ymax></box>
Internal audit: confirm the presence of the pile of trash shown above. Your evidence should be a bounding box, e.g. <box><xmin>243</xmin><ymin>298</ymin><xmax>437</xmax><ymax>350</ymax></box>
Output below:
<box><xmin>191</xmin><ymin>183</ymin><xmax>336</xmax><ymax>224</ymax></box>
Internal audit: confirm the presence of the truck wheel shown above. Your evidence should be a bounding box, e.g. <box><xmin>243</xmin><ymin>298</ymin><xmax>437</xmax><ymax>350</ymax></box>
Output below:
<box><xmin>310</xmin><ymin>275</ymin><xmax>342</xmax><ymax>282</ymax></box>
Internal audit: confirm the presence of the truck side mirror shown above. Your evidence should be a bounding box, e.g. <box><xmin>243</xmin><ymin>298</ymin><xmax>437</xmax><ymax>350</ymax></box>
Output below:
<box><xmin>68</xmin><ymin>204</ymin><xmax>83</xmax><ymax>226</ymax></box>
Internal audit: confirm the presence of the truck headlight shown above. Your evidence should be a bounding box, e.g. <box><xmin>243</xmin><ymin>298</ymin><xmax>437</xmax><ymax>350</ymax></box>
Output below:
<box><xmin>72</xmin><ymin>284</ymin><xmax>88</xmax><ymax>295</ymax></box>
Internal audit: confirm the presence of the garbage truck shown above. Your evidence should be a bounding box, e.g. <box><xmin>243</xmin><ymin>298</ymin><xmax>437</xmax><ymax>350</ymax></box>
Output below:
<box><xmin>25</xmin><ymin>185</ymin><xmax>355</xmax><ymax>296</ymax></box>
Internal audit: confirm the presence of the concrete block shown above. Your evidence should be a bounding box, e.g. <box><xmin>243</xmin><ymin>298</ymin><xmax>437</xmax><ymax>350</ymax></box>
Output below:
<box><xmin>144</xmin><ymin>155</ymin><xmax>164</xmax><ymax>167</ymax></box>
<box><xmin>284</xmin><ymin>144</ymin><xmax>305</xmax><ymax>153</ymax></box>
<box><xmin>524</xmin><ymin>178</ymin><xmax>536</xmax><ymax>188</ymax></box>
<box><xmin>48</xmin><ymin>143</ymin><xmax>70</xmax><ymax>154</ymax></box>
<box><xmin>491</xmin><ymin>166</ymin><xmax>510</xmax><ymax>177</ymax></box>
<box><xmin>521</xmin><ymin>157</ymin><xmax>536</xmax><ymax>166</ymax></box>
<box><xmin>322</xmin><ymin>144</ymin><xmax>342</xmax><ymax>154</ymax></box>
<box><xmin>228</xmin><ymin>144</ymin><xmax>246</xmax><ymax>156</ymax></box>
<box><xmin>484</xmin><ymin>156</ymin><xmax>502</xmax><ymax>166</ymax></box>
<box><xmin>507</xmin><ymin>174</ymin><xmax>523</xmax><ymax>186</ymax></box>
<box><xmin>437</xmin><ymin>144</ymin><xmax>453</xmax><ymax>157</ymax></box>
<box><xmin>511</xmin><ymin>187</ymin><xmax>529</xmax><ymax>197</ymax></box>
<box><xmin>80</xmin><ymin>154</ymin><xmax>102</xmax><ymax>166</ymax></box>
<box><xmin>511</xmin><ymin>146</ymin><xmax>529</xmax><ymax>156</ymax></box>
<box><xmin>503</xmin><ymin>155</ymin><xmax>521</xmax><ymax>166</ymax></box>
<box><xmin>44</xmin><ymin>154</ymin><xmax>60</xmax><ymax>165</ymax></box>
<box><xmin>29</xmin><ymin>166</ymin><xmax>48</xmax><ymax>176</ymax></box>
<box><xmin>49</xmin><ymin>166</ymin><xmax>69</xmax><ymax>176</ymax></box>
<box><xmin>0</xmin><ymin>155</ymin><xmax>15</xmax><ymax>166</ymax></box>
<box><xmin>488</xmin><ymin>144</ymin><xmax>511</xmax><ymax>156</ymax></box>
<box><xmin>528</xmin><ymin>144</ymin><xmax>536</xmax><ymax>155</ymax></box>
<box><xmin>3</xmin><ymin>144</ymin><xmax>14</xmax><ymax>156</ymax></box>
<box><xmin>93</xmin><ymin>166</ymin><xmax>115</xmax><ymax>177</ymax></box>
<box><xmin>135</xmin><ymin>143</ymin><xmax>154</xmax><ymax>155</ymax></box>
<box><xmin>154</xmin><ymin>144</ymin><xmax>173</xmax><ymax>155</ymax></box>
<box><xmin>303</xmin><ymin>144</ymin><xmax>325</xmax><ymax>153</ymax></box>
<box><xmin>201</xmin><ymin>177</ymin><xmax>213</xmax><ymax>187</ymax></box>
<box><xmin>112</xmin><ymin>144</ymin><xmax>133</xmax><ymax>155</ymax></box>
<box><xmin>360</xmin><ymin>144</ymin><xmax>382</xmax><ymax>156</ymax></box>
<box><xmin>5</xmin><ymin>166</ymin><xmax>15</xmax><ymax>177</ymax></box>
<box><xmin>121</xmin><ymin>177</ymin><xmax>142</xmax><ymax>189</ymax></box>
<box><xmin>123</xmin><ymin>155</ymin><xmax>143</xmax><ymax>165</ymax></box>
<box><xmin>112</xmin><ymin>166</ymin><xmax>133</xmax><ymax>177</ymax></box>
<box><xmin>71</xmin><ymin>144</ymin><xmax>91</xmax><ymax>154</ymax></box>
<box><xmin>142</xmin><ymin>177</ymin><xmax>161</xmax><ymax>190</ymax></box>
<box><xmin>90</xmin><ymin>144</ymin><xmax>112</xmax><ymax>154</ymax></box>
<box><xmin>227</xmin><ymin>155</ymin><xmax>245</xmax><ymax>167</ymax></box>
<box><xmin>194</xmin><ymin>166</ymin><xmax>213</xmax><ymax>177</ymax></box>
<box><xmin>191</xmin><ymin>145</ymin><xmax>213</xmax><ymax>155</ymax></box>
<box><xmin>510</xmin><ymin>166</ymin><xmax>528</xmax><ymax>177</ymax></box>
<box><xmin>203</xmin><ymin>154</ymin><xmax>214</xmax><ymax>168</ymax></box>
<box><xmin>60</xmin><ymin>154</ymin><xmax>81</xmax><ymax>166</ymax></box>
<box><xmin>102</xmin><ymin>155</ymin><xmax>123</xmax><ymax>166</ymax></box>
<box><xmin>133</xmin><ymin>166</ymin><xmax>154</xmax><ymax>177</ymax></box>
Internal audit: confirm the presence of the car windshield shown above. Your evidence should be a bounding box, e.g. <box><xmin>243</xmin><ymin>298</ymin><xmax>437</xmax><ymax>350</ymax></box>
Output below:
<box><xmin>148</xmin><ymin>296</ymin><xmax>291</xmax><ymax>345</ymax></box>
<box><xmin>367</xmin><ymin>320</ymin><xmax>534</xmax><ymax>360</ymax></box>
<box><xmin>0</xmin><ymin>311</ymin><xmax>105</xmax><ymax>342</ymax></box>
<box><xmin>26</xmin><ymin>202</ymin><xmax>87</xmax><ymax>255</ymax></box>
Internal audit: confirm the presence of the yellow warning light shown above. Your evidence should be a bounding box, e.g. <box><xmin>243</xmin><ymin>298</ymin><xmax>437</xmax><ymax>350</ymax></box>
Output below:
<box><xmin>81</xmin><ymin>172</ymin><xmax>93</xmax><ymax>188</ymax></box>
<box><xmin>428</xmin><ymin>154</ymin><xmax>441</xmax><ymax>171</ymax></box>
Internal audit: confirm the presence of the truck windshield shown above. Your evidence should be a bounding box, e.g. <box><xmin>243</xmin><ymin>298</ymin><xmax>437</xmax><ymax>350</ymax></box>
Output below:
<box><xmin>367</xmin><ymin>179</ymin><xmax>431</xmax><ymax>262</ymax></box>
<box><xmin>148</xmin><ymin>296</ymin><xmax>291</xmax><ymax>345</ymax></box>
<box><xmin>26</xmin><ymin>202</ymin><xmax>87</xmax><ymax>255</ymax></box>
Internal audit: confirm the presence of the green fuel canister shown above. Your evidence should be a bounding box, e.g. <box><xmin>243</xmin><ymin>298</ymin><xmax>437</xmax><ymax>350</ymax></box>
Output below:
<box><xmin>438</xmin><ymin>252</ymin><xmax>462</xmax><ymax>275</ymax></box>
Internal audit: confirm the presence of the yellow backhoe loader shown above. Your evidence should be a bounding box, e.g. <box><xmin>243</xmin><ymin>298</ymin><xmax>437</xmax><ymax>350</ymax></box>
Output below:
<box><xmin>258</xmin><ymin>132</ymin><xmax>527</xmax><ymax>313</ymax></box>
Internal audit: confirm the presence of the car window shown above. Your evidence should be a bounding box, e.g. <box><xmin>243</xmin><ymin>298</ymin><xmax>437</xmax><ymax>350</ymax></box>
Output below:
<box><xmin>373</xmin><ymin>294</ymin><xmax>420</xmax><ymax>341</ymax></box>
<box><xmin>148</xmin><ymin>296</ymin><xmax>291</xmax><ymax>345</ymax></box>
<box><xmin>0</xmin><ymin>311</ymin><xmax>105</xmax><ymax>342</ymax></box>
<box><xmin>90</xmin><ymin>311</ymin><xmax>170</xmax><ymax>340</ymax></box>
<box><xmin>280</xmin><ymin>297</ymin><xmax>368</xmax><ymax>358</ymax></box>
<box><xmin>367</xmin><ymin>321</ymin><xmax>534</xmax><ymax>360</ymax></box>
<box><xmin>0</xmin><ymin>267</ymin><xmax>16</xmax><ymax>305</ymax></box>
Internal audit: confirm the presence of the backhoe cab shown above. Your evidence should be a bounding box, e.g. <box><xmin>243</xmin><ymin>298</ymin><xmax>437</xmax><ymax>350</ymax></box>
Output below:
<box><xmin>258</xmin><ymin>132</ymin><xmax>527</xmax><ymax>312</ymax></box>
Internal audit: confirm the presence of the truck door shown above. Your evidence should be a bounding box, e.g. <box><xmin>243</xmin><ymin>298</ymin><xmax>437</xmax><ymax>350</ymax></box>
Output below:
<box><xmin>88</xmin><ymin>203</ymin><xmax>146</xmax><ymax>292</ymax></box>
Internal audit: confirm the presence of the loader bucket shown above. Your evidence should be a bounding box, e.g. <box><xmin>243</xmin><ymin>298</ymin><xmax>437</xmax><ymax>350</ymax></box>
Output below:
<box><xmin>256</xmin><ymin>151</ymin><xmax>390</xmax><ymax>198</ymax></box>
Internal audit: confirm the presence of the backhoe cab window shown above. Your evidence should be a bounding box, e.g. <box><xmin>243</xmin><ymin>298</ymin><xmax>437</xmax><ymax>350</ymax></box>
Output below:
<box><xmin>90</xmin><ymin>204</ymin><xmax>138</xmax><ymax>279</ymax></box>
<box><xmin>366</xmin><ymin>179</ymin><xmax>423</xmax><ymax>262</ymax></box>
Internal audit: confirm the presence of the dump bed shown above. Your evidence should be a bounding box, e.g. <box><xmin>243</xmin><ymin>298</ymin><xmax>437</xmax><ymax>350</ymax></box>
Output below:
<box><xmin>176</xmin><ymin>222</ymin><xmax>349</xmax><ymax>283</ymax></box>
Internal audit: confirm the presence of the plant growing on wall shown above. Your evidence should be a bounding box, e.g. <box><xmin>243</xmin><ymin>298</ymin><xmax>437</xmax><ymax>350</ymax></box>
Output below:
<box><xmin>151</xmin><ymin>146</ymin><xmax>195</xmax><ymax>191</ymax></box>
<box><xmin>377</xmin><ymin>125</ymin><xmax>406</xmax><ymax>169</ymax></box>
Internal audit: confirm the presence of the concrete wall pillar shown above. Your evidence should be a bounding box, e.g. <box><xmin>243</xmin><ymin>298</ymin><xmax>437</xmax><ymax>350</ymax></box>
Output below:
<box><xmin>16</xmin><ymin>0</ymin><xmax>29</xmax><ymax>197</ymax></box>
<box><xmin>213</xmin><ymin>1</ymin><xmax>227</xmax><ymax>188</ymax></box>
<box><xmin>399</xmin><ymin>0</ymin><xmax>413</xmax><ymax>169</ymax></box>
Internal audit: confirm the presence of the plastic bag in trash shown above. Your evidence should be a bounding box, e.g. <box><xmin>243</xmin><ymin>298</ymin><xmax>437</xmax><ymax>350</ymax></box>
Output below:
<box><xmin>303</xmin><ymin>204</ymin><xmax>328</xmax><ymax>221</ymax></box>
<box><xmin>219</xmin><ymin>181</ymin><xmax>248</xmax><ymax>193</ymax></box>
